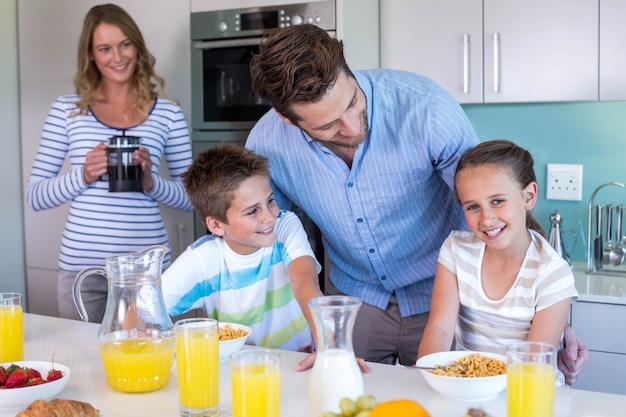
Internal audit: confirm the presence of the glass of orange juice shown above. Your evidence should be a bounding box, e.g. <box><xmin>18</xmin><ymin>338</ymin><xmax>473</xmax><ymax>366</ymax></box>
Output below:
<box><xmin>230</xmin><ymin>349</ymin><xmax>280</xmax><ymax>417</ymax></box>
<box><xmin>175</xmin><ymin>318</ymin><xmax>219</xmax><ymax>417</ymax></box>
<box><xmin>0</xmin><ymin>292</ymin><xmax>23</xmax><ymax>362</ymax></box>
<box><xmin>507</xmin><ymin>341</ymin><xmax>557</xmax><ymax>417</ymax></box>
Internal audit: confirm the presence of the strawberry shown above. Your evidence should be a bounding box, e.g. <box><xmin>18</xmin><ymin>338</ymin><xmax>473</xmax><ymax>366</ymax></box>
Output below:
<box><xmin>5</xmin><ymin>369</ymin><xmax>28</xmax><ymax>388</ymax></box>
<box><xmin>47</xmin><ymin>368</ymin><xmax>63</xmax><ymax>382</ymax></box>
<box><xmin>0</xmin><ymin>366</ymin><xmax>8</xmax><ymax>386</ymax></box>
<box><xmin>26</xmin><ymin>368</ymin><xmax>42</xmax><ymax>379</ymax></box>
<box><xmin>5</xmin><ymin>364</ymin><xmax>20</xmax><ymax>374</ymax></box>
<box><xmin>29</xmin><ymin>377</ymin><xmax>46</xmax><ymax>385</ymax></box>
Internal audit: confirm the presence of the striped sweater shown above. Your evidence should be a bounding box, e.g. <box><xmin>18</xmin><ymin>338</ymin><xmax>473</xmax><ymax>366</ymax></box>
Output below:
<box><xmin>26</xmin><ymin>94</ymin><xmax>193</xmax><ymax>270</ymax></box>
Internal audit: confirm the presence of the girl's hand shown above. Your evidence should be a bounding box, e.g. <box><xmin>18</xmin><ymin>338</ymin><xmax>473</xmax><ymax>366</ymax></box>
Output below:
<box><xmin>134</xmin><ymin>147</ymin><xmax>154</xmax><ymax>192</ymax></box>
<box><xmin>83</xmin><ymin>143</ymin><xmax>108</xmax><ymax>185</ymax></box>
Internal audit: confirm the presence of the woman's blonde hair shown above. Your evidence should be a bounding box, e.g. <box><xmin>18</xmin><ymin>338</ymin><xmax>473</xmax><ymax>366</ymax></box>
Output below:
<box><xmin>73</xmin><ymin>3</ymin><xmax>167</xmax><ymax>115</ymax></box>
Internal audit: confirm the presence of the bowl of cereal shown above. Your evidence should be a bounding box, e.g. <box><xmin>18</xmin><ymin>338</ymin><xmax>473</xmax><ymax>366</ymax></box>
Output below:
<box><xmin>415</xmin><ymin>351</ymin><xmax>507</xmax><ymax>401</ymax></box>
<box><xmin>218</xmin><ymin>322</ymin><xmax>252</xmax><ymax>361</ymax></box>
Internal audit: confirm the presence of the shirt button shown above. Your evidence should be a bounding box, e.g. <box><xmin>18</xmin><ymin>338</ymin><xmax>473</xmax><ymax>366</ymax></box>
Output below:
<box><xmin>369</xmin><ymin>249</ymin><xmax>375</xmax><ymax>253</ymax></box>
<box><xmin>381</xmin><ymin>275</ymin><xmax>387</xmax><ymax>281</ymax></box>
<box><xmin>347</xmin><ymin>182</ymin><xmax>353</xmax><ymax>187</ymax></box>
<box><xmin>357</xmin><ymin>218</ymin><xmax>363</xmax><ymax>223</ymax></box>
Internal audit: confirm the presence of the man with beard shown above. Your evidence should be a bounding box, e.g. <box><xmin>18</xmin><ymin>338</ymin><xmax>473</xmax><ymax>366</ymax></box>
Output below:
<box><xmin>245</xmin><ymin>24</ymin><xmax>588</xmax><ymax>384</ymax></box>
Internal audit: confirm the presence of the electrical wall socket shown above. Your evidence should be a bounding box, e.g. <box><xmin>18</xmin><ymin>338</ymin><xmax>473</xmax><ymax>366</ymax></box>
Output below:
<box><xmin>546</xmin><ymin>163</ymin><xmax>583</xmax><ymax>201</ymax></box>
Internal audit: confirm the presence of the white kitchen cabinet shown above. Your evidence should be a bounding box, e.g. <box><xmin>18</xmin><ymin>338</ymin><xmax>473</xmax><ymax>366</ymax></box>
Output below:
<box><xmin>599</xmin><ymin>0</ymin><xmax>626</xmax><ymax>100</ymax></box>
<box><xmin>380</xmin><ymin>0</ymin><xmax>598</xmax><ymax>103</ymax></box>
<box><xmin>570</xmin><ymin>301</ymin><xmax>626</xmax><ymax>395</ymax></box>
<box><xmin>380</xmin><ymin>0</ymin><xmax>483</xmax><ymax>103</ymax></box>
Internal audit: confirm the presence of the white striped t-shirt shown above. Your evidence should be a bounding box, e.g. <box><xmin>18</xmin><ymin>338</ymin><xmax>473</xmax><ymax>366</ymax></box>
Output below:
<box><xmin>438</xmin><ymin>229</ymin><xmax>579</xmax><ymax>354</ymax></box>
<box><xmin>26</xmin><ymin>94</ymin><xmax>193</xmax><ymax>270</ymax></box>
<box><xmin>162</xmin><ymin>210</ymin><xmax>321</xmax><ymax>351</ymax></box>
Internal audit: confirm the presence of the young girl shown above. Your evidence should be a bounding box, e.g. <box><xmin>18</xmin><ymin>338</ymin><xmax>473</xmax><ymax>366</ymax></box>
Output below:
<box><xmin>417</xmin><ymin>140</ymin><xmax>578</xmax><ymax>366</ymax></box>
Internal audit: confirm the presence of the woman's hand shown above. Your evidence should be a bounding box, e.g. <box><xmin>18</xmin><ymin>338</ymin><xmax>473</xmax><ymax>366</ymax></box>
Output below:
<box><xmin>83</xmin><ymin>143</ymin><xmax>108</xmax><ymax>185</ymax></box>
<box><xmin>134</xmin><ymin>147</ymin><xmax>154</xmax><ymax>192</ymax></box>
<box><xmin>295</xmin><ymin>351</ymin><xmax>371</xmax><ymax>373</ymax></box>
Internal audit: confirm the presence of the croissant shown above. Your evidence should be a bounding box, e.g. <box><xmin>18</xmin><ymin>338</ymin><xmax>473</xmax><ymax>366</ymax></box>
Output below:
<box><xmin>16</xmin><ymin>399</ymin><xmax>99</xmax><ymax>417</ymax></box>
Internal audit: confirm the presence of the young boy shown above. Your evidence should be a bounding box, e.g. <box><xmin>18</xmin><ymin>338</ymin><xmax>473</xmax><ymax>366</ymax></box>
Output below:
<box><xmin>162</xmin><ymin>143</ymin><xmax>323</xmax><ymax>353</ymax></box>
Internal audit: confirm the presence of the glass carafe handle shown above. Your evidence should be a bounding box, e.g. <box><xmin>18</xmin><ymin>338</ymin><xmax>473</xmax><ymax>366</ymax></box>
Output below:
<box><xmin>72</xmin><ymin>266</ymin><xmax>106</xmax><ymax>322</ymax></box>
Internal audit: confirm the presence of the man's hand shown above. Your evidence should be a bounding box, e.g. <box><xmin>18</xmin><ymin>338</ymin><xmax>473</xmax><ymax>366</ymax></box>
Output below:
<box><xmin>557</xmin><ymin>325</ymin><xmax>590</xmax><ymax>386</ymax></box>
<box><xmin>295</xmin><ymin>351</ymin><xmax>371</xmax><ymax>373</ymax></box>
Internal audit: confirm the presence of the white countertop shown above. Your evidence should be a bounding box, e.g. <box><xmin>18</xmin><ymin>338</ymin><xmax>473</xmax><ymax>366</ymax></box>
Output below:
<box><xmin>4</xmin><ymin>313</ymin><xmax>626</xmax><ymax>417</ymax></box>
<box><xmin>572</xmin><ymin>261</ymin><xmax>626</xmax><ymax>304</ymax></box>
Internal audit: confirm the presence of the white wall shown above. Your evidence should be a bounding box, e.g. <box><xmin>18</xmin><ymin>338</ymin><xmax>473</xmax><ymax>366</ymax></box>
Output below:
<box><xmin>0</xmin><ymin>0</ymin><xmax>27</xmax><ymax>298</ymax></box>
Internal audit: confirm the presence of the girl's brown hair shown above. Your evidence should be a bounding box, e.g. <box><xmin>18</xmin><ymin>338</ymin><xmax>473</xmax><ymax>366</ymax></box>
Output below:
<box><xmin>454</xmin><ymin>139</ymin><xmax>546</xmax><ymax>238</ymax></box>
<box><xmin>73</xmin><ymin>3</ymin><xmax>167</xmax><ymax>115</ymax></box>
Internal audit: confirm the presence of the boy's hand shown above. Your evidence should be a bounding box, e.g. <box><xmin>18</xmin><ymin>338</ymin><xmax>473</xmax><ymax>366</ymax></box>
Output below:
<box><xmin>295</xmin><ymin>352</ymin><xmax>316</xmax><ymax>371</ymax></box>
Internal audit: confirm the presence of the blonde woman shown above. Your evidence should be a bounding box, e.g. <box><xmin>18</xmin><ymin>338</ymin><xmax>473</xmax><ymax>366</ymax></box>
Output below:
<box><xmin>26</xmin><ymin>4</ymin><xmax>192</xmax><ymax>323</ymax></box>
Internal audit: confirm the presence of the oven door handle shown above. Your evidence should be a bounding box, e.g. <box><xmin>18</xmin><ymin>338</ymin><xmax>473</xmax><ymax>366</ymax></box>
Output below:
<box><xmin>193</xmin><ymin>38</ymin><xmax>262</xmax><ymax>50</ymax></box>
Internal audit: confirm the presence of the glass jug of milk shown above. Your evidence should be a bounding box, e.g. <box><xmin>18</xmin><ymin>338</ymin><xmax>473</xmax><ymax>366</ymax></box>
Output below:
<box><xmin>308</xmin><ymin>296</ymin><xmax>363</xmax><ymax>417</ymax></box>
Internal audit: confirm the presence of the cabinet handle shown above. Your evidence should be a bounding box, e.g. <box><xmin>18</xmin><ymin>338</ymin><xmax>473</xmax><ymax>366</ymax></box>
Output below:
<box><xmin>493</xmin><ymin>32</ymin><xmax>501</xmax><ymax>93</ymax></box>
<box><xmin>463</xmin><ymin>34</ymin><xmax>470</xmax><ymax>94</ymax></box>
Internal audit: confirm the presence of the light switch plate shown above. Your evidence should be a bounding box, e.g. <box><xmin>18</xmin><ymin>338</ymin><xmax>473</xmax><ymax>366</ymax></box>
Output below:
<box><xmin>546</xmin><ymin>163</ymin><xmax>583</xmax><ymax>201</ymax></box>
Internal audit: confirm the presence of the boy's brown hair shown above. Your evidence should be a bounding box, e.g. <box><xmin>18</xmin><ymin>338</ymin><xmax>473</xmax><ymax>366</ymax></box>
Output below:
<box><xmin>182</xmin><ymin>143</ymin><xmax>270</xmax><ymax>224</ymax></box>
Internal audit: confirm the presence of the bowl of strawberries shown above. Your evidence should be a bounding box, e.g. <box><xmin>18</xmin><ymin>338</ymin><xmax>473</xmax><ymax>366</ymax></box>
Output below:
<box><xmin>0</xmin><ymin>360</ymin><xmax>70</xmax><ymax>410</ymax></box>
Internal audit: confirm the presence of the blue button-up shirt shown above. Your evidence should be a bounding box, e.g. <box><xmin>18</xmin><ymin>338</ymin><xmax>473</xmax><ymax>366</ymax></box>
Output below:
<box><xmin>247</xmin><ymin>69</ymin><xmax>479</xmax><ymax>317</ymax></box>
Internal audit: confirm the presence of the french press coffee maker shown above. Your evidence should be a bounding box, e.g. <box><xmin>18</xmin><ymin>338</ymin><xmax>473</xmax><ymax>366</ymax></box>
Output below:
<box><xmin>106</xmin><ymin>133</ymin><xmax>142</xmax><ymax>192</ymax></box>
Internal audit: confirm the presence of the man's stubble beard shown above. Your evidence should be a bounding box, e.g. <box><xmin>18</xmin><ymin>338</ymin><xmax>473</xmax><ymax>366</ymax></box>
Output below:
<box><xmin>307</xmin><ymin>108</ymin><xmax>369</xmax><ymax>149</ymax></box>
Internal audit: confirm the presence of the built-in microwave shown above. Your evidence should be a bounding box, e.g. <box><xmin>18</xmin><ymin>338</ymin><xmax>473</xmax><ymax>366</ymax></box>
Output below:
<box><xmin>189</xmin><ymin>1</ymin><xmax>336</xmax><ymax>132</ymax></box>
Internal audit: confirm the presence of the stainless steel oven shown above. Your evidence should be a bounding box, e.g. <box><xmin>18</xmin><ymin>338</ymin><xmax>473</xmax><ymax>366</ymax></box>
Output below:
<box><xmin>190</xmin><ymin>1</ymin><xmax>336</xmax><ymax>132</ymax></box>
<box><xmin>190</xmin><ymin>1</ymin><xmax>336</xmax><ymax>240</ymax></box>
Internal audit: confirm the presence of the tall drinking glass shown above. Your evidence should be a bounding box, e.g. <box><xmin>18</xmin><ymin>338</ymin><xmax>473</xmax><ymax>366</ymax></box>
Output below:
<box><xmin>0</xmin><ymin>293</ymin><xmax>23</xmax><ymax>362</ymax></box>
<box><xmin>230</xmin><ymin>349</ymin><xmax>280</xmax><ymax>417</ymax></box>
<box><xmin>507</xmin><ymin>341</ymin><xmax>557</xmax><ymax>417</ymax></box>
<box><xmin>175</xmin><ymin>318</ymin><xmax>219</xmax><ymax>417</ymax></box>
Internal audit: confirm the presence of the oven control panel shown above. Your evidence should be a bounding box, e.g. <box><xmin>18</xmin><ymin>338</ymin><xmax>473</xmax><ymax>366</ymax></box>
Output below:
<box><xmin>191</xmin><ymin>1</ymin><xmax>335</xmax><ymax>40</ymax></box>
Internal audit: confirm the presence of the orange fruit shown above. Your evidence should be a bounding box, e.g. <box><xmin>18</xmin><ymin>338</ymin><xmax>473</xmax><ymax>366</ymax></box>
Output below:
<box><xmin>368</xmin><ymin>399</ymin><xmax>430</xmax><ymax>417</ymax></box>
